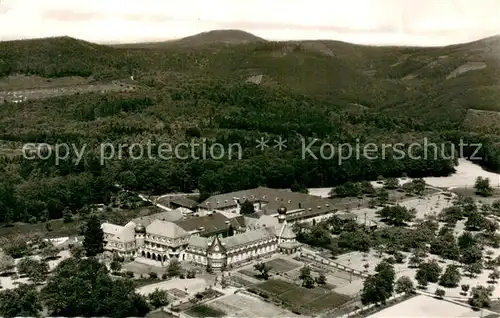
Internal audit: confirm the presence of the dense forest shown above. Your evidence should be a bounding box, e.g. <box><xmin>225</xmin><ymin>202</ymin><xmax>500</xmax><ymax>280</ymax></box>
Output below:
<box><xmin>1</xmin><ymin>34</ymin><xmax>500</xmax><ymax>225</ymax></box>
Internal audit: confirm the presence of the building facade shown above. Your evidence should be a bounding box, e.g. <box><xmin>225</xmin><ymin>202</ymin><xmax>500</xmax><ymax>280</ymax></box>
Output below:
<box><xmin>102</xmin><ymin>204</ymin><xmax>300</xmax><ymax>269</ymax></box>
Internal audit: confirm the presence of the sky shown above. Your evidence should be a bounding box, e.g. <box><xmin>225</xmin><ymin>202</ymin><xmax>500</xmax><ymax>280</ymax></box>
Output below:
<box><xmin>0</xmin><ymin>0</ymin><xmax>499</xmax><ymax>46</ymax></box>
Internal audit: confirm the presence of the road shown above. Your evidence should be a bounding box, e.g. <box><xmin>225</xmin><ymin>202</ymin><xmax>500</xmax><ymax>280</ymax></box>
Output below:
<box><xmin>114</xmin><ymin>183</ymin><xmax>199</xmax><ymax>212</ymax></box>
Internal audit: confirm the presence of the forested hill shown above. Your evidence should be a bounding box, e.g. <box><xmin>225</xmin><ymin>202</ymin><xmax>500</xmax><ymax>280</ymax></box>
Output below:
<box><xmin>0</xmin><ymin>31</ymin><xmax>499</xmax><ymax>224</ymax></box>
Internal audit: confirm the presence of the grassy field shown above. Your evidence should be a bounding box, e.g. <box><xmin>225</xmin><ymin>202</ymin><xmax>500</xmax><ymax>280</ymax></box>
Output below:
<box><xmin>253</xmin><ymin>279</ymin><xmax>351</xmax><ymax>315</ymax></box>
<box><xmin>263</xmin><ymin>258</ymin><xmax>301</xmax><ymax>274</ymax></box>
<box><xmin>185</xmin><ymin>304</ymin><xmax>226</xmax><ymax>318</ymax></box>
<box><xmin>0</xmin><ymin>205</ymin><xmax>157</xmax><ymax>239</ymax></box>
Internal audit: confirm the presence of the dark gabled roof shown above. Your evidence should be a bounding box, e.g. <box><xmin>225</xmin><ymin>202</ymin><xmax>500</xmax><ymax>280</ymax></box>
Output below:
<box><xmin>131</xmin><ymin>210</ymin><xmax>183</xmax><ymax>227</ymax></box>
<box><xmin>169</xmin><ymin>197</ymin><xmax>199</xmax><ymax>209</ymax></box>
<box><xmin>199</xmin><ymin>186</ymin><xmax>275</xmax><ymax>209</ymax></box>
<box><xmin>207</xmin><ymin>235</ymin><xmax>226</xmax><ymax>253</ymax></box>
<box><xmin>335</xmin><ymin>212</ymin><xmax>357</xmax><ymax>220</ymax></box>
<box><xmin>230</xmin><ymin>215</ymin><xmax>246</xmax><ymax>229</ymax></box>
<box><xmin>173</xmin><ymin>212</ymin><xmax>232</xmax><ymax>235</ymax></box>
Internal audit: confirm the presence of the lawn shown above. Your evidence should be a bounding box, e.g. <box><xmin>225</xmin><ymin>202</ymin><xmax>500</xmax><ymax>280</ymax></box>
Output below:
<box><xmin>256</xmin><ymin>279</ymin><xmax>297</xmax><ymax>295</ymax></box>
<box><xmin>185</xmin><ymin>304</ymin><xmax>226</xmax><ymax>318</ymax></box>
<box><xmin>253</xmin><ymin>279</ymin><xmax>351</xmax><ymax>315</ymax></box>
<box><xmin>231</xmin><ymin>275</ymin><xmax>254</xmax><ymax>286</ymax></box>
<box><xmin>0</xmin><ymin>205</ymin><xmax>155</xmax><ymax>239</ymax></box>
<box><xmin>263</xmin><ymin>258</ymin><xmax>301</xmax><ymax>273</ymax></box>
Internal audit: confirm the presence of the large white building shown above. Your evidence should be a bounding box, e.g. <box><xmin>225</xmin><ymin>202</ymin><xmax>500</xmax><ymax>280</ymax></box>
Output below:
<box><xmin>102</xmin><ymin>204</ymin><xmax>300</xmax><ymax>271</ymax></box>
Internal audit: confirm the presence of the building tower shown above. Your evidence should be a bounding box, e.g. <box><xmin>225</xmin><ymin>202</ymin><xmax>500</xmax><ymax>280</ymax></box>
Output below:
<box><xmin>134</xmin><ymin>223</ymin><xmax>146</xmax><ymax>249</ymax></box>
<box><xmin>277</xmin><ymin>204</ymin><xmax>287</xmax><ymax>223</ymax></box>
<box><xmin>207</xmin><ymin>235</ymin><xmax>226</xmax><ymax>272</ymax></box>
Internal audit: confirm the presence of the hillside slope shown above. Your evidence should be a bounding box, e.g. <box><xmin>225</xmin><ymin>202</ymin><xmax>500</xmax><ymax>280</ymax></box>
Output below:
<box><xmin>1</xmin><ymin>31</ymin><xmax>500</xmax><ymax>225</ymax></box>
<box><xmin>1</xmin><ymin>33</ymin><xmax>498</xmax><ymax>119</ymax></box>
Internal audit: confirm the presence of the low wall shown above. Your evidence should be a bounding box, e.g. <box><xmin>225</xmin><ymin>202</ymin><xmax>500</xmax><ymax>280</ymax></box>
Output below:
<box><xmin>299</xmin><ymin>252</ymin><xmax>369</xmax><ymax>278</ymax></box>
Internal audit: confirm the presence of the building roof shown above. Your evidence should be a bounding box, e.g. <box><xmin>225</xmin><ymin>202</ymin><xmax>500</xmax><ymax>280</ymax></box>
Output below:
<box><xmin>101</xmin><ymin>222</ymin><xmax>136</xmax><ymax>242</ymax></box>
<box><xmin>169</xmin><ymin>197</ymin><xmax>199</xmax><ymax>210</ymax></box>
<box><xmin>222</xmin><ymin>227</ymin><xmax>274</xmax><ymax>249</ymax></box>
<box><xmin>199</xmin><ymin>186</ymin><xmax>276</xmax><ymax>209</ymax></box>
<box><xmin>335</xmin><ymin>212</ymin><xmax>357</xmax><ymax>220</ymax></box>
<box><xmin>200</xmin><ymin>187</ymin><xmax>338</xmax><ymax>220</ymax></box>
<box><xmin>245</xmin><ymin>214</ymin><xmax>279</xmax><ymax>230</ymax></box>
<box><xmin>173</xmin><ymin>207</ymin><xmax>194</xmax><ymax>215</ymax></box>
<box><xmin>146</xmin><ymin>220</ymin><xmax>188</xmax><ymax>238</ymax></box>
<box><xmin>278</xmin><ymin>222</ymin><xmax>296</xmax><ymax>239</ymax></box>
<box><xmin>174</xmin><ymin>212</ymin><xmax>233</xmax><ymax>236</ymax></box>
<box><xmin>188</xmin><ymin>235</ymin><xmax>211</xmax><ymax>249</ymax></box>
<box><xmin>231</xmin><ymin>215</ymin><xmax>246</xmax><ymax>229</ymax></box>
<box><xmin>207</xmin><ymin>235</ymin><xmax>226</xmax><ymax>253</ymax></box>
<box><xmin>131</xmin><ymin>210</ymin><xmax>184</xmax><ymax>227</ymax></box>
<box><xmin>102</xmin><ymin>222</ymin><xmax>124</xmax><ymax>235</ymax></box>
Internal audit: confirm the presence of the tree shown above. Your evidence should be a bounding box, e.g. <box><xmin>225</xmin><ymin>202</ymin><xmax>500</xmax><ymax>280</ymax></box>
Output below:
<box><xmin>291</xmin><ymin>181</ymin><xmax>308</xmax><ymax>193</ymax></box>
<box><xmin>416</xmin><ymin>273</ymin><xmax>428</xmax><ymax>289</ymax></box>
<box><xmin>69</xmin><ymin>244</ymin><xmax>84</xmax><ymax>258</ymax></box>
<box><xmin>375</xmin><ymin>261</ymin><xmax>395</xmax><ymax>295</ymax></box>
<box><xmin>377</xmin><ymin>188</ymin><xmax>389</xmax><ymax>205</ymax></box>
<box><xmin>465</xmin><ymin>212</ymin><xmax>486</xmax><ymax>231</ymax></box>
<box><xmin>475</xmin><ymin>177</ymin><xmax>493</xmax><ymax>197</ymax></box>
<box><xmin>148</xmin><ymin>288</ymin><xmax>169</xmax><ymax>309</ymax></box>
<box><xmin>227</xmin><ymin>224</ymin><xmax>235</xmax><ymax>237</ymax></box>
<box><xmin>408</xmin><ymin>254</ymin><xmax>422</xmax><ymax>268</ymax></box>
<box><xmin>439</xmin><ymin>265</ymin><xmax>461</xmax><ymax>288</ymax></box>
<box><xmin>468</xmin><ymin>286</ymin><xmax>491</xmax><ymax>309</ymax></box>
<box><xmin>0</xmin><ymin>252</ymin><xmax>15</xmax><ymax>273</ymax></box>
<box><xmin>110</xmin><ymin>260</ymin><xmax>122</xmax><ymax>273</ymax></box>
<box><xmin>465</xmin><ymin>262</ymin><xmax>483</xmax><ymax>278</ymax></box>
<box><xmin>4</xmin><ymin>238</ymin><xmax>29</xmax><ymax>258</ymax></box>
<box><xmin>361</xmin><ymin>181</ymin><xmax>376</xmax><ymax>195</ymax></box>
<box><xmin>42</xmin><ymin>257</ymin><xmax>151</xmax><ymax>317</ymax></box>
<box><xmin>0</xmin><ymin>283</ymin><xmax>42</xmax><ymax>317</ymax></box>
<box><xmin>461</xmin><ymin>284</ymin><xmax>470</xmax><ymax>296</ymax></box>
<box><xmin>377</xmin><ymin>205</ymin><xmax>416</xmax><ymax>226</ymax></box>
<box><xmin>186</xmin><ymin>269</ymin><xmax>196</xmax><ymax>279</ymax></box>
<box><xmin>488</xmin><ymin>269</ymin><xmax>500</xmax><ymax>283</ymax></box>
<box><xmin>458</xmin><ymin>231</ymin><xmax>476</xmax><ymax>250</ymax></box>
<box><xmin>416</xmin><ymin>261</ymin><xmax>442</xmax><ymax>287</ymax></box>
<box><xmin>435</xmin><ymin>288</ymin><xmax>445</xmax><ymax>299</ymax></box>
<box><xmin>82</xmin><ymin>215</ymin><xmax>104</xmax><ymax>257</ymax></box>
<box><xmin>17</xmin><ymin>258</ymin><xmax>49</xmax><ymax>284</ymax></box>
<box><xmin>62</xmin><ymin>207</ymin><xmax>73</xmax><ymax>223</ymax></box>
<box><xmin>411</xmin><ymin>178</ymin><xmax>426</xmax><ymax>195</ymax></box>
<box><xmin>361</xmin><ymin>262</ymin><xmax>394</xmax><ymax>306</ymax></box>
<box><xmin>461</xmin><ymin>246</ymin><xmax>483</xmax><ymax>265</ymax></box>
<box><xmin>302</xmin><ymin>276</ymin><xmax>315</xmax><ymax>289</ymax></box>
<box><xmin>167</xmin><ymin>258</ymin><xmax>181</xmax><ymax>277</ymax></box>
<box><xmin>316</xmin><ymin>273</ymin><xmax>327</xmax><ymax>285</ymax></box>
<box><xmin>240</xmin><ymin>199</ymin><xmax>255</xmax><ymax>215</ymax></box>
<box><xmin>384</xmin><ymin>178</ymin><xmax>399</xmax><ymax>189</ymax></box>
<box><xmin>253</xmin><ymin>262</ymin><xmax>271</xmax><ymax>280</ymax></box>
<box><xmin>395</xmin><ymin>276</ymin><xmax>415</xmax><ymax>294</ymax></box>
<box><xmin>41</xmin><ymin>244</ymin><xmax>59</xmax><ymax>261</ymax></box>
<box><xmin>299</xmin><ymin>265</ymin><xmax>312</xmax><ymax>280</ymax></box>
<box><xmin>333</xmin><ymin>182</ymin><xmax>362</xmax><ymax>197</ymax></box>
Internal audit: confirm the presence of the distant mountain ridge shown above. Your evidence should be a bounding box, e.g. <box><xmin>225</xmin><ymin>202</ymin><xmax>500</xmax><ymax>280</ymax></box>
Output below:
<box><xmin>111</xmin><ymin>29</ymin><xmax>266</xmax><ymax>48</ymax></box>
<box><xmin>1</xmin><ymin>30</ymin><xmax>500</xmax><ymax>127</ymax></box>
